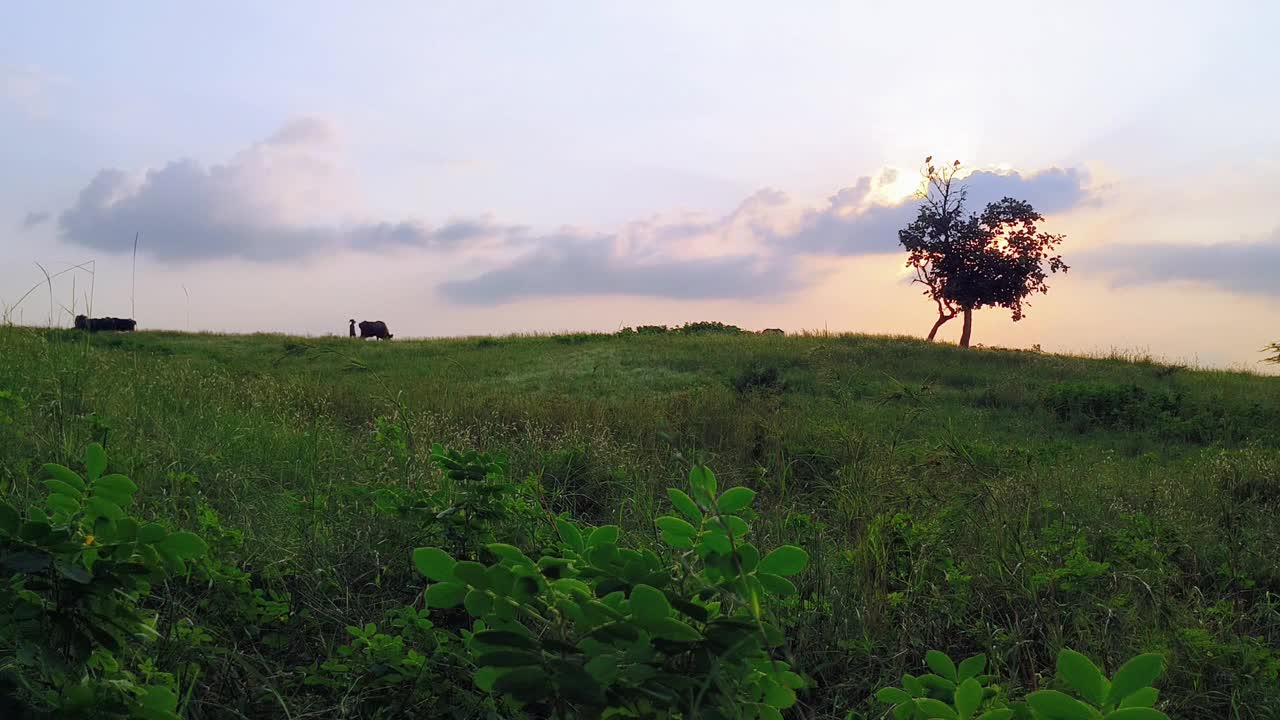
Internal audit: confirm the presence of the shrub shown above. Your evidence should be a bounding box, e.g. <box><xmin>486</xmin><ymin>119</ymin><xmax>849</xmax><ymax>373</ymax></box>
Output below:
<box><xmin>732</xmin><ymin>364</ymin><xmax>786</xmax><ymax>395</ymax></box>
<box><xmin>0</xmin><ymin>444</ymin><xmax>207</xmax><ymax>719</ymax></box>
<box><xmin>413</xmin><ymin>464</ymin><xmax>809</xmax><ymax>718</ymax></box>
<box><xmin>874</xmin><ymin>648</ymin><xmax>1170</xmax><ymax>719</ymax></box>
<box><xmin>678</xmin><ymin>321</ymin><xmax>745</xmax><ymax>335</ymax></box>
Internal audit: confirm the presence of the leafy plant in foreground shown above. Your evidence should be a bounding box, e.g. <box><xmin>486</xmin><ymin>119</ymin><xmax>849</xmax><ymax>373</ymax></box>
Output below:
<box><xmin>374</xmin><ymin>443</ymin><xmax>542</xmax><ymax>556</ymax></box>
<box><xmin>413</xmin><ymin>464</ymin><xmax>808</xmax><ymax>719</ymax></box>
<box><xmin>0</xmin><ymin>443</ymin><xmax>207</xmax><ymax>719</ymax></box>
<box><xmin>874</xmin><ymin>648</ymin><xmax>1169</xmax><ymax>719</ymax></box>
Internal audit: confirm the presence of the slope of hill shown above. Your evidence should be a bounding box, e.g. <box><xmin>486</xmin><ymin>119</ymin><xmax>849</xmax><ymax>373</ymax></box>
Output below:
<box><xmin>2</xmin><ymin>326</ymin><xmax>1278</xmax><ymax>717</ymax></box>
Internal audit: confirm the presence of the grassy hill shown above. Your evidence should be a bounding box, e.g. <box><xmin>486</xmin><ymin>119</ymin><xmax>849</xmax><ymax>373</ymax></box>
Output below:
<box><xmin>2</xmin><ymin>326</ymin><xmax>1278</xmax><ymax>718</ymax></box>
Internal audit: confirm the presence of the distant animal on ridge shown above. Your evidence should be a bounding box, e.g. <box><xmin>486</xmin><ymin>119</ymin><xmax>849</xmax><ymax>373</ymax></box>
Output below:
<box><xmin>761</xmin><ymin>328</ymin><xmax>784</xmax><ymax>336</ymax></box>
<box><xmin>348</xmin><ymin>319</ymin><xmax>356</xmax><ymax>338</ymax></box>
<box><xmin>74</xmin><ymin>315</ymin><xmax>137</xmax><ymax>332</ymax></box>
<box><xmin>358</xmin><ymin>320</ymin><xmax>393</xmax><ymax>340</ymax></box>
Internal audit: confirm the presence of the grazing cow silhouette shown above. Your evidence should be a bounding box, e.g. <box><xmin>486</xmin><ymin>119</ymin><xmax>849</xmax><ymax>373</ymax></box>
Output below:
<box><xmin>761</xmin><ymin>328</ymin><xmax>784</xmax><ymax>336</ymax></box>
<box><xmin>74</xmin><ymin>315</ymin><xmax>137</xmax><ymax>332</ymax></box>
<box><xmin>358</xmin><ymin>320</ymin><xmax>393</xmax><ymax>340</ymax></box>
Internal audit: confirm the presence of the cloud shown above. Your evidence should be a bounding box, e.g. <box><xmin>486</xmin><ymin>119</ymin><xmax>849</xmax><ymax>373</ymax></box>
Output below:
<box><xmin>19</xmin><ymin>211</ymin><xmax>49</xmax><ymax>230</ymax></box>
<box><xmin>439</xmin><ymin>233</ymin><xmax>804</xmax><ymax>305</ymax></box>
<box><xmin>766</xmin><ymin>167</ymin><xmax>1095</xmax><ymax>256</ymax></box>
<box><xmin>57</xmin><ymin>118</ymin><xmax>502</xmax><ymax>262</ymax></box>
<box><xmin>438</xmin><ymin>168</ymin><xmax>1094</xmax><ymax>305</ymax></box>
<box><xmin>54</xmin><ymin>122</ymin><xmax>1096</xmax><ymax>303</ymax></box>
<box><xmin>1086</xmin><ymin>230</ymin><xmax>1280</xmax><ymax>297</ymax></box>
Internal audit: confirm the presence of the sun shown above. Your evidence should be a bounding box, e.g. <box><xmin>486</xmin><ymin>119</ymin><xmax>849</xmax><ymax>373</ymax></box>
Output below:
<box><xmin>870</xmin><ymin>167</ymin><xmax>925</xmax><ymax>204</ymax></box>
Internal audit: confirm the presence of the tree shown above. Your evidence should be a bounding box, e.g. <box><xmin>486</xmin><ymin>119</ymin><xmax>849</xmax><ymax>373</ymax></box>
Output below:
<box><xmin>898</xmin><ymin>157</ymin><xmax>1068</xmax><ymax>348</ymax></box>
<box><xmin>1264</xmin><ymin>342</ymin><xmax>1280</xmax><ymax>364</ymax></box>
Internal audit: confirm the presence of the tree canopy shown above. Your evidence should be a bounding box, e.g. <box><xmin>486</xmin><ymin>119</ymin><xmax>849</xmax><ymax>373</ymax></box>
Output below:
<box><xmin>898</xmin><ymin>158</ymin><xmax>1068</xmax><ymax>348</ymax></box>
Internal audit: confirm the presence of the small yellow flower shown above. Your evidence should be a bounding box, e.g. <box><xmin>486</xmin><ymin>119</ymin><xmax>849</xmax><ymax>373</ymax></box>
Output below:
<box><xmin>83</xmin><ymin>535</ymin><xmax>96</xmax><ymax>547</ymax></box>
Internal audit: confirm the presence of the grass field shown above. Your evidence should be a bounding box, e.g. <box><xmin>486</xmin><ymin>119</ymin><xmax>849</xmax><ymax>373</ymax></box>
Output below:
<box><xmin>2</xmin><ymin>325</ymin><xmax>1279</xmax><ymax>718</ymax></box>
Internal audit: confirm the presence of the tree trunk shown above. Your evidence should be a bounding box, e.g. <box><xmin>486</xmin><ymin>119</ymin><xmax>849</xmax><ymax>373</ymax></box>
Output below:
<box><xmin>958</xmin><ymin>307</ymin><xmax>973</xmax><ymax>348</ymax></box>
<box><xmin>926</xmin><ymin>313</ymin><xmax>954</xmax><ymax>341</ymax></box>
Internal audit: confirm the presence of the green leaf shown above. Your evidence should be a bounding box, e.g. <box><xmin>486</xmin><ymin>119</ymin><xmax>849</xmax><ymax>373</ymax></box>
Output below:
<box><xmin>492</xmin><ymin>666</ymin><xmax>549</xmax><ymax>696</ymax></box>
<box><xmin>649</xmin><ymin>617</ymin><xmax>702</xmax><ymax>641</ymax></box>
<box><xmin>453</xmin><ymin>561</ymin><xmax>489</xmax><ymax>589</ymax></box>
<box><xmin>1106</xmin><ymin>654</ymin><xmax>1164</xmax><ymax>706</ymax></box>
<box><xmin>758</xmin><ymin>706</ymin><xmax>784</xmax><ymax>720</ymax></box>
<box><xmin>464</xmin><ymin>589</ymin><xmax>493</xmax><ymax>616</ymax></box>
<box><xmin>956</xmin><ymin>677</ymin><xmax>983</xmax><ymax>718</ymax></box>
<box><xmin>656</xmin><ymin>515</ymin><xmax>697</xmax><ymax>548</ymax></box>
<box><xmin>736</xmin><ymin>542</ymin><xmax>760</xmax><ymax>572</ymax></box>
<box><xmin>138</xmin><ymin>523</ymin><xmax>167</xmax><ymax>544</ymax></box>
<box><xmin>156</xmin><ymin>545</ymin><xmax>188</xmax><ymax>575</ymax></box>
<box><xmin>94</xmin><ymin>473</ymin><xmax>137</xmax><ymax>496</ymax></box>
<box><xmin>475</xmin><ymin>650</ymin><xmax>542</xmax><ymax>667</ymax></box>
<box><xmin>472</xmin><ymin>629</ymin><xmax>538</xmax><ymax>650</ymax></box>
<box><xmin>159</xmin><ymin>531</ymin><xmax>208</xmax><ymax>560</ymax></box>
<box><xmin>412</xmin><ymin>547</ymin><xmax>456</xmax><ymax>581</ymax></box>
<box><xmin>1059</xmin><ymin>649</ymin><xmax>1107</xmax><ymax>705</ymax></box>
<box><xmin>876</xmin><ymin>688</ymin><xmax>913</xmax><ymax>705</ymax></box>
<box><xmin>716</xmin><ymin>486</ymin><xmax>756</xmax><ymax>513</ymax></box>
<box><xmin>43</xmin><ymin>478</ymin><xmax>83</xmax><ymax>499</ymax></box>
<box><xmin>425</xmin><ymin>581</ymin><xmax>467</xmax><ymax>608</ymax></box>
<box><xmin>720</xmin><ymin>513</ymin><xmax>750</xmax><ymax>538</ymax></box>
<box><xmin>46</xmin><ymin>493</ymin><xmax>80</xmax><ymax>516</ymax></box>
<box><xmin>91</xmin><ymin>487</ymin><xmax>134</xmax><ymax>509</ymax></box>
<box><xmin>926</xmin><ymin>650</ymin><xmax>958</xmax><ymax>682</ymax></box>
<box><xmin>1103</xmin><ymin>709</ymin><xmax>1167</xmax><ymax>720</ymax></box>
<box><xmin>764</xmin><ymin>681</ymin><xmax>797</xmax><ymax>709</ymax></box>
<box><xmin>902</xmin><ymin>673</ymin><xmax>925</xmax><ymax>696</ymax></box>
<box><xmin>758</xmin><ymin>545</ymin><xmax>809</xmax><ymax>576</ymax></box>
<box><xmin>667</xmin><ymin>488</ymin><xmax>703</xmax><ymax>522</ymax></box>
<box><xmin>136</xmin><ymin>685</ymin><xmax>181</xmax><ymax>720</ymax></box>
<box><xmin>958</xmin><ymin>654</ymin><xmax>987</xmax><ymax>681</ymax></box>
<box><xmin>1027</xmin><ymin>690</ymin><xmax>1098</xmax><ymax>720</ymax></box>
<box><xmin>85</xmin><ymin>443</ymin><xmax>107</xmax><ymax>481</ymax></box>
<box><xmin>701</xmin><ymin>527</ymin><xmax>732</xmax><ymax>554</ymax></box>
<box><xmin>757</xmin><ymin>572</ymin><xmax>797</xmax><ymax>597</ymax></box>
<box><xmin>555</xmin><ymin>518</ymin><xmax>584</xmax><ymax>552</ymax></box>
<box><xmin>0</xmin><ymin>503</ymin><xmax>18</xmax><ymax>535</ymax></box>
<box><xmin>916</xmin><ymin>698</ymin><xmax>959</xmax><ymax>719</ymax></box>
<box><xmin>587</xmin><ymin>525</ymin><xmax>619</xmax><ymax>548</ymax></box>
<box><xmin>920</xmin><ymin>674</ymin><xmax>956</xmax><ymax>693</ymax></box>
<box><xmin>85</xmin><ymin>496</ymin><xmax>124</xmax><ymax>521</ymax></box>
<box><xmin>1118</xmin><ymin>688</ymin><xmax>1158</xmax><ymax>709</ymax></box>
<box><xmin>486</xmin><ymin>543</ymin><xmax>533</xmax><ymax>567</ymax></box>
<box><xmin>689</xmin><ymin>465</ymin><xmax>717</xmax><ymax>506</ymax></box>
<box><xmin>629</xmin><ymin>584</ymin><xmax>671</xmax><ymax>622</ymax></box>
<box><xmin>976</xmin><ymin>711</ymin><xmax>1014</xmax><ymax>720</ymax></box>
<box><xmin>43</xmin><ymin>463</ymin><xmax>86</xmax><ymax>492</ymax></box>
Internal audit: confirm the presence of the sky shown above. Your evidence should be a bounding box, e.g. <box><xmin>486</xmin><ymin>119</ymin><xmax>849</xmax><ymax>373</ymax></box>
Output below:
<box><xmin>3</xmin><ymin>1</ymin><xmax>1279</xmax><ymax>370</ymax></box>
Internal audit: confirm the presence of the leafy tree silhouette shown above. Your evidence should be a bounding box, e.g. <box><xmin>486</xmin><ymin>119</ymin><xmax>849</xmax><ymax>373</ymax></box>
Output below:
<box><xmin>899</xmin><ymin>157</ymin><xmax>1068</xmax><ymax>348</ymax></box>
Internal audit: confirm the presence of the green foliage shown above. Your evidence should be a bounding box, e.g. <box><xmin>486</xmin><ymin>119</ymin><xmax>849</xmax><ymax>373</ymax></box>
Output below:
<box><xmin>619</xmin><ymin>321</ymin><xmax>745</xmax><ymax>336</ymax></box>
<box><xmin>732</xmin><ymin>363</ymin><xmax>787</xmax><ymax>395</ymax></box>
<box><xmin>874</xmin><ymin>649</ymin><xmax>1169</xmax><ymax>720</ymax></box>
<box><xmin>373</xmin><ymin>440</ymin><xmax>543</xmax><ymax>555</ymax></box>
<box><xmin>414</xmin><ymin>463</ymin><xmax>808</xmax><ymax>718</ymax></box>
<box><xmin>0</xmin><ymin>444</ymin><xmax>205</xmax><ymax>718</ymax></box>
<box><xmin>1044</xmin><ymin>381</ymin><xmax>1275</xmax><ymax>444</ymax></box>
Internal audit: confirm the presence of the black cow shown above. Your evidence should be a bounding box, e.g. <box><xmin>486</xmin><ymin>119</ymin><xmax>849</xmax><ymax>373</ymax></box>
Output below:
<box><xmin>74</xmin><ymin>315</ymin><xmax>137</xmax><ymax>332</ymax></box>
<box><xmin>349</xmin><ymin>319</ymin><xmax>356</xmax><ymax>337</ymax></box>
<box><xmin>358</xmin><ymin>320</ymin><xmax>393</xmax><ymax>340</ymax></box>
